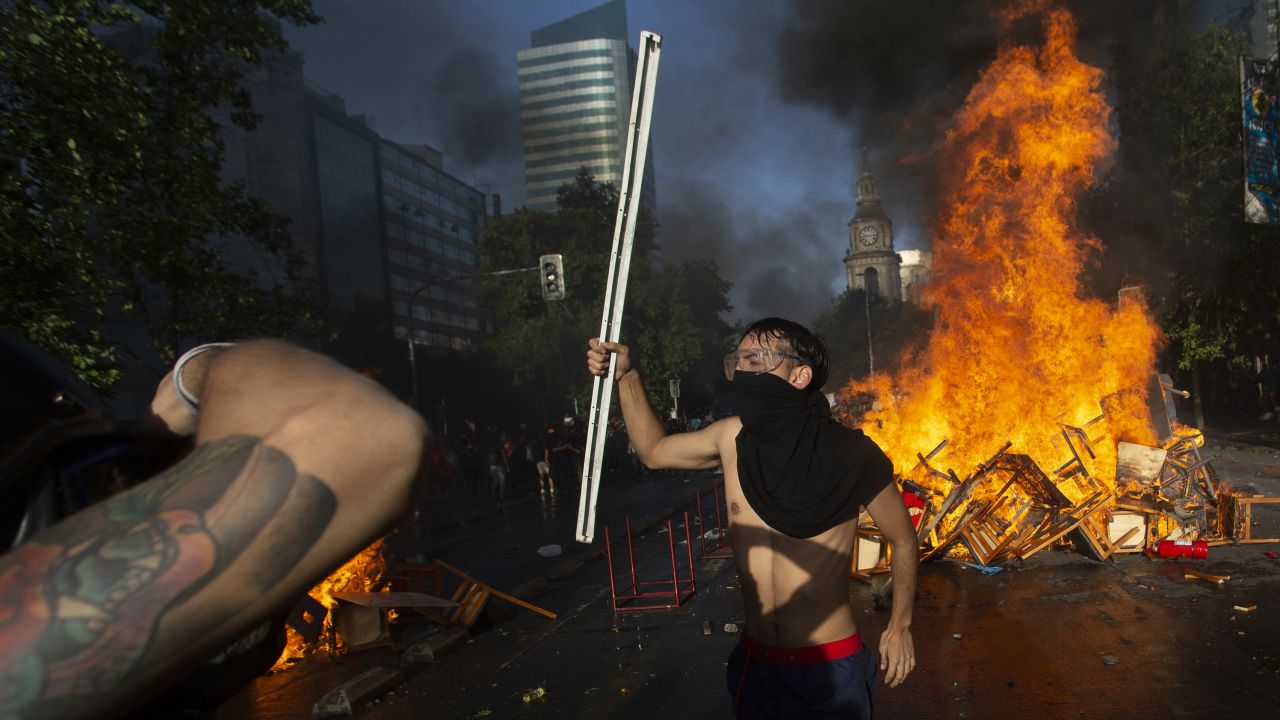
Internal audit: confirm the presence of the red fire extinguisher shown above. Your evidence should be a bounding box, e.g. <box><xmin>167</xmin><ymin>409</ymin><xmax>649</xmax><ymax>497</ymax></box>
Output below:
<box><xmin>1156</xmin><ymin>539</ymin><xmax>1208</xmax><ymax>559</ymax></box>
<box><xmin>902</xmin><ymin>491</ymin><xmax>925</xmax><ymax>529</ymax></box>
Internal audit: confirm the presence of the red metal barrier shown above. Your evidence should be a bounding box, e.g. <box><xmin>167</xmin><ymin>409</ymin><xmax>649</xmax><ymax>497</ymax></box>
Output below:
<box><xmin>604</xmin><ymin>512</ymin><xmax>697</xmax><ymax>611</ymax></box>
<box><xmin>695</xmin><ymin>482</ymin><xmax>733</xmax><ymax>558</ymax></box>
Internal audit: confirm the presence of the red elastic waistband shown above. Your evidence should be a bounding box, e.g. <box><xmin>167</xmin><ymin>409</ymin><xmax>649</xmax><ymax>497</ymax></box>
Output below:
<box><xmin>739</xmin><ymin>632</ymin><xmax>863</xmax><ymax>666</ymax></box>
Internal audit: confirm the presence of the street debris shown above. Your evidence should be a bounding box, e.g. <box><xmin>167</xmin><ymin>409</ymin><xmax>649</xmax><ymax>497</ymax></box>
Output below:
<box><xmin>724</xmin><ymin>623</ymin><xmax>739</xmax><ymax>633</ymax></box>
<box><xmin>536</xmin><ymin>544</ymin><xmax>562</xmax><ymax>558</ymax></box>
<box><xmin>1101</xmin><ymin>655</ymin><xmax>1120</xmax><ymax>666</ymax></box>
<box><xmin>521</xmin><ymin>687</ymin><xmax>546</xmax><ymax>703</ymax></box>
<box><xmin>953</xmin><ymin>559</ymin><xmax>1004</xmax><ymax>575</ymax></box>
<box><xmin>1233</xmin><ymin>605</ymin><xmax>1258</xmax><ymax>613</ymax></box>
<box><xmin>702</xmin><ymin>621</ymin><xmax>712</xmax><ymax>635</ymax></box>
<box><xmin>1183</xmin><ymin>570</ymin><xmax>1229</xmax><ymax>585</ymax></box>
<box><xmin>845</xmin><ymin>385</ymin><xmax>1280</xmax><ymax>575</ymax></box>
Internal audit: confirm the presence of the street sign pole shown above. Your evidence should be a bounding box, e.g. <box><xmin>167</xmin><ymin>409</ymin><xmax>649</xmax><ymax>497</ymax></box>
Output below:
<box><xmin>576</xmin><ymin>30</ymin><xmax>662</xmax><ymax>544</ymax></box>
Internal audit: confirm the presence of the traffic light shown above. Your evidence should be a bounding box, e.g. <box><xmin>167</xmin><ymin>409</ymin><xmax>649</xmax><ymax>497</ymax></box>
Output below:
<box><xmin>539</xmin><ymin>253</ymin><xmax>566</xmax><ymax>301</ymax></box>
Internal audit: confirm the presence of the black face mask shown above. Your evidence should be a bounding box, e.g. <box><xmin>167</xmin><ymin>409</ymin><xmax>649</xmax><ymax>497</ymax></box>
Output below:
<box><xmin>732</xmin><ymin>370</ymin><xmax>831</xmax><ymax>431</ymax></box>
<box><xmin>732</xmin><ymin>371</ymin><xmax>894</xmax><ymax>538</ymax></box>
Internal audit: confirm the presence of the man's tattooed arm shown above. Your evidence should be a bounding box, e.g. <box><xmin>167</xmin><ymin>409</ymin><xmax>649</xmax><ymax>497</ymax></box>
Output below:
<box><xmin>0</xmin><ymin>435</ymin><xmax>335</xmax><ymax>720</ymax></box>
<box><xmin>1</xmin><ymin>339</ymin><xmax>426</xmax><ymax>720</ymax></box>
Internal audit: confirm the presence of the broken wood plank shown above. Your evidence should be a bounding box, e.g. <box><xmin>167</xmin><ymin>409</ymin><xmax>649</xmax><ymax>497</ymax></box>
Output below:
<box><xmin>1184</xmin><ymin>569</ymin><xmax>1229</xmax><ymax>585</ymax></box>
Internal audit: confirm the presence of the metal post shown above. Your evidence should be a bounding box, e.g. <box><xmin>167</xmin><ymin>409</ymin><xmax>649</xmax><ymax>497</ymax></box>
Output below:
<box><xmin>667</xmin><ymin>519</ymin><xmax>679</xmax><ymax>600</ymax></box>
<box><xmin>605</xmin><ymin>527</ymin><xmax>619</xmax><ymax>611</ymax></box>
<box><xmin>683</xmin><ymin>512</ymin><xmax>696</xmax><ymax>593</ymax></box>
<box><xmin>406</xmin><ymin>282</ymin><xmax>431</xmax><ymax>411</ymax></box>
<box><xmin>408</xmin><ymin>337</ymin><xmax>418</xmax><ymax>410</ymax></box>
<box><xmin>864</xmin><ymin>285</ymin><xmax>875</xmax><ymax>375</ymax></box>
<box><xmin>403</xmin><ymin>266</ymin><xmax>539</xmax><ymax>411</ymax></box>
<box><xmin>626</xmin><ymin>516</ymin><xmax>638</xmax><ymax>593</ymax></box>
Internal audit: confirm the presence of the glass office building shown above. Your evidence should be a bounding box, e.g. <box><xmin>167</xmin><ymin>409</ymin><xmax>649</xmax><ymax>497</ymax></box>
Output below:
<box><xmin>517</xmin><ymin>0</ymin><xmax>655</xmax><ymax>211</ymax></box>
<box><xmin>381</xmin><ymin>140</ymin><xmax>487</xmax><ymax>351</ymax></box>
<box><xmin>314</xmin><ymin>113</ymin><xmax>386</xmax><ymax>308</ymax></box>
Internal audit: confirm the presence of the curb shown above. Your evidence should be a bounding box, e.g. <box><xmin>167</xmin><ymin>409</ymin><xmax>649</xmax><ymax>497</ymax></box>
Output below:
<box><xmin>312</xmin><ymin>667</ymin><xmax>402</xmax><ymax>719</ymax></box>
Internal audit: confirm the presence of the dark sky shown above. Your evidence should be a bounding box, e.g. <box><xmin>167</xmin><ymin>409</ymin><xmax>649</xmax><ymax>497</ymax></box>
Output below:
<box><xmin>284</xmin><ymin>0</ymin><xmax>1253</xmax><ymax>325</ymax></box>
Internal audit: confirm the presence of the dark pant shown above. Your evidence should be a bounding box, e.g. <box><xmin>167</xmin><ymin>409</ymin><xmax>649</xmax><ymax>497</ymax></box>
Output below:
<box><xmin>725</xmin><ymin>636</ymin><xmax>877</xmax><ymax>719</ymax></box>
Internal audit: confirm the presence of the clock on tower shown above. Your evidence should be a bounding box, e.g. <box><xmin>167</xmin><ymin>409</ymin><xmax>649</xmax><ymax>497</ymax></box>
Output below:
<box><xmin>858</xmin><ymin>225</ymin><xmax>879</xmax><ymax>247</ymax></box>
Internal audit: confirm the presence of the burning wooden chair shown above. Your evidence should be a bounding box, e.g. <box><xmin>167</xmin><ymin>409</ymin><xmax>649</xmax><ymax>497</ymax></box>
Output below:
<box><xmin>1222</xmin><ymin>494</ymin><xmax>1280</xmax><ymax>544</ymax></box>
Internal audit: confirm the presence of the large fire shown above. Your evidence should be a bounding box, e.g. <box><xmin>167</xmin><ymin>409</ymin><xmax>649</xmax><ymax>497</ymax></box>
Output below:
<box><xmin>271</xmin><ymin>538</ymin><xmax>388</xmax><ymax>670</ymax></box>
<box><xmin>850</xmin><ymin>3</ymin><xmax>1162</xmax><ymax>495</ymax></box>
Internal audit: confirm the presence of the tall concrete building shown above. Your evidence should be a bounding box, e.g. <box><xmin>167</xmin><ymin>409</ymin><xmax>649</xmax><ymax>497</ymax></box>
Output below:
<box><xmin>380</xmin><ymin>140</ymin><xmax>487</xmax><ymax>351</ymax></box>
<box><xmin>516</xmin><ymin>0</ymin><xmax>655</xmax><ymax>211</ymax></box>
<box><xmin>225</xmin><ymin>51</ymin><xmax>487</xmax><ymax>351</ymax></box>
<box><xmin>898</xmin><ymin>250</ymin><xmax>932</xmax><ymax>305</ymax></box>
<box><xmin>223</xmin><ymin>52</ymin><xmax>387</xmax><ymax>312</ymax></box>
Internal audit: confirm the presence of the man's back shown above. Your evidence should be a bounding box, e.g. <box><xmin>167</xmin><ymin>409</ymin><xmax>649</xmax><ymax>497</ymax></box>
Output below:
<box><xmin>711</xmin><ymin>418</ymin><xmax>861</xmax><ymax>648</ymax></box>
<box><xmin>585</xmin><ymin>324</ymin><xmax>916</xmax><ymax>714</ymax></box>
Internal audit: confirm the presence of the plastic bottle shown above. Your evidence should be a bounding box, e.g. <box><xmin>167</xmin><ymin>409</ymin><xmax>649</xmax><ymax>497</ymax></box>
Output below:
<box><xmin>1156</xmin><ymin>539</ymin><xmax>1208</xmax><ymax>559</ymax></box>
<box><xmin>522</xmin><ymin>687</ymin><xmax>546</xmax><ymax>703</ymax></box>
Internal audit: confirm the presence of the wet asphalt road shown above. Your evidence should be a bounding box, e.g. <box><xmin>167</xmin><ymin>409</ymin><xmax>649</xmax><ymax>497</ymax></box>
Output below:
<box><xmin>356</xmin><ymin>548</ymin><xmax>1280</xmax><ymax>720</ymax></box>
<box><xmin>221</xmin><ymin>442</ymin><xmax>1280</xmax><ymax>719</ymax></box>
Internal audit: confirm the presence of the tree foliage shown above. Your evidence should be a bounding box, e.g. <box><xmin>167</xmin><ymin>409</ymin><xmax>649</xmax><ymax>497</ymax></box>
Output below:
<box><xmin>476</xmin><ymin>170</ymin><xmax>734</xmax><ymax>419</ymax></box>
<box><xmin>810</xmin><ymin>289</ymin><xmax>934</xmax><ymax>390</ymax></box>
<box><xmin>0</xmin><ymin>0</ymin><xmax>322</xmax><ymax>390</ymax></box>
<box><xmin>1089</xmin><ymin>21</ymin><xmax>1280</xmax><ymax>371</ymax></box>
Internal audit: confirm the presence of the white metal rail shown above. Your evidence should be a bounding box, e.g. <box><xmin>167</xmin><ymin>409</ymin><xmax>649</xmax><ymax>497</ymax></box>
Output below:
<box><xmin>576</xmin><ymin>30</ymin><xmax>662</xmax><ymax>544</ymax></box>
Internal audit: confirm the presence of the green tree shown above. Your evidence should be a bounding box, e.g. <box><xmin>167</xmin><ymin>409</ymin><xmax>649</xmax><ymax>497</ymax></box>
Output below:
<box><xmin>0</xmin><ymin>0</ymin><xmax>322</xmax><ymax>391</ymax></box>
<box><xmin>1088</xmin><ymin>21</ymin><xmax>1280</xmax><ymax>420</ymax></box>
<box><xmin>476</xmin><ymin>170</ymin><xmax>733</xmax><ymax>420</ymax></box>
<box><xmin>811</xmin><ymin>289</ymin><xmax>934</xmax><ymax>390</ymax></box>
<box><xmin>1094</xmin><ymin>23</ymin><xmax>1280</xmax><ymax>366</ymax></box>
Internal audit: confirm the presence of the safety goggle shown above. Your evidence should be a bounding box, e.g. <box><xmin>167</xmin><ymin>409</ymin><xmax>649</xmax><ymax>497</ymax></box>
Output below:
<box><xmin>723</xmin><ymin>348</ymin><xmax>802</xmax><ymax>381</ymax></box>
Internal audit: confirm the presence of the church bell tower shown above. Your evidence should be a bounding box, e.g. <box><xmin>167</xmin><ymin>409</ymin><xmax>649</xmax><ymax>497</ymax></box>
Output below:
<box><xmin>844</xmin><ymin>149</ymin><xmax>902</xmax><ymax>304</ymax></box>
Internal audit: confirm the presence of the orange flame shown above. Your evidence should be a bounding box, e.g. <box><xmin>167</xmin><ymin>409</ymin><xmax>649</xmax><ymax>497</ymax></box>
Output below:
<box><xmin>851</xmin><ymin>5</ymin><xmax>1162</xmax><ymax>486</ymax></box>
<box><xmin>271</xmin><ymin>538</ymin><xmax>388</xmax><ymax>670</ymax></box>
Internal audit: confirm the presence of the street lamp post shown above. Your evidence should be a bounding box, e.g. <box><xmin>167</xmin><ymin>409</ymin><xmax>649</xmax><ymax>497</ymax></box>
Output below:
<box><xmin>406</xmin><ymin>282</ymin><xmax>432</xmax><ymax>410</ymax></box>
<box><xmin>863</xmin><ymin>284</ymin><xmax>875</xmax><ymax>375</ymax></box>
<box><xmin>403</xmin><ymin>261</ymin><xmax>556</xmax><ymax>410</ymax></box>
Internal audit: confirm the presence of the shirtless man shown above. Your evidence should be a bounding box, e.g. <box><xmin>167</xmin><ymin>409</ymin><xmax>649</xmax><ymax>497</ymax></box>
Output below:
<box><xmin>587</xmin><ymin>317</ymin><xmax>917</xmax><ymax>718</ymax></box>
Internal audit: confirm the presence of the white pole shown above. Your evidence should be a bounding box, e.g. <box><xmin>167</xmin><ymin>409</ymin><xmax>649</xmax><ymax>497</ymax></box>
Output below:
<box><xmin>576</xmin><ymin>31</ymin><xmax>662</xmax><ymax>544</ymax></box>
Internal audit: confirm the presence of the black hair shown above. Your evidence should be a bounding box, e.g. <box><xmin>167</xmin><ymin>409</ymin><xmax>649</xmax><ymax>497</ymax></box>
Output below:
<box><xmin>739</xmin><ymin>317</ymin><xmax>830</xmax><ymax>392</ymax></box>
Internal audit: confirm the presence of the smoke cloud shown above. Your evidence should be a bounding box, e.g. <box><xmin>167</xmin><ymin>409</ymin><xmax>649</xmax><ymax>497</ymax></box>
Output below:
<box><xmin>284</xmin><ymin>0</ymin><xmax>525</xmax><ymax>195</ymax></box>
<box><xmin>282</xmin><ymin>0</ymin><xmax>1237</xmax><ymax>327</ymax></box>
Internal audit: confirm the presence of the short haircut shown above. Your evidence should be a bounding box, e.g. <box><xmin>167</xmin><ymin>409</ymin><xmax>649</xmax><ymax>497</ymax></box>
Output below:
<box><xmin>740</xmin><ymin>317</ymin><xmax>830</xmax><ymax>392</ymax></box>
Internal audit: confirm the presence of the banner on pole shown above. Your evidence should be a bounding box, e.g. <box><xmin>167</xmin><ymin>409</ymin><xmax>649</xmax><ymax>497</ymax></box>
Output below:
<box><xmin>1241</xmin><ymin>56</ymin><xmax>1280</xmax><ymax>225</ymax></box>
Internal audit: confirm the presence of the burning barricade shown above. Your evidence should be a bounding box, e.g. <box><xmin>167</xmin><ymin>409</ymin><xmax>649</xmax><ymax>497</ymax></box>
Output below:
<box><xmin>839</xmin><ymin>5</ymin><xmax>1278</xmax><ymax>572</ymax></box>
<box><xmin>842</xmin><ymin>369</ymin><xmax>1279</xmax><ymax>574</ymax></box>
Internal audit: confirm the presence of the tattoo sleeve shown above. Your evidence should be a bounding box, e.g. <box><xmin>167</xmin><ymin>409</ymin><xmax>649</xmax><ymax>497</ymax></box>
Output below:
<box><xmin>0</xmin><ymin>435</ymin><xmax>336</xmax><ymax>720</ymax></box>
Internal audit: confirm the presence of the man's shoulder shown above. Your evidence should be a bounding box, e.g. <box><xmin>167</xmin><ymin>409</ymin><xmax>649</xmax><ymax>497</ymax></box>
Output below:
<box><xmin>702</xmin><ymin>416</ymin><xmax>742</xmax><ymax>443</ymax></box>
<box><xmin>707</xmin><ymin>416</ymin><xmax>742</xmax><ymax>431</ymax></box>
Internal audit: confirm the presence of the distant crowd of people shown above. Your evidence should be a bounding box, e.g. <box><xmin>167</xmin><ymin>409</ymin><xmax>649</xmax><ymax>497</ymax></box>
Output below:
<box><xmin>425</xmin><ymin>409</ymin><xmax>721</xmax><ymax>502</ymax></box>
